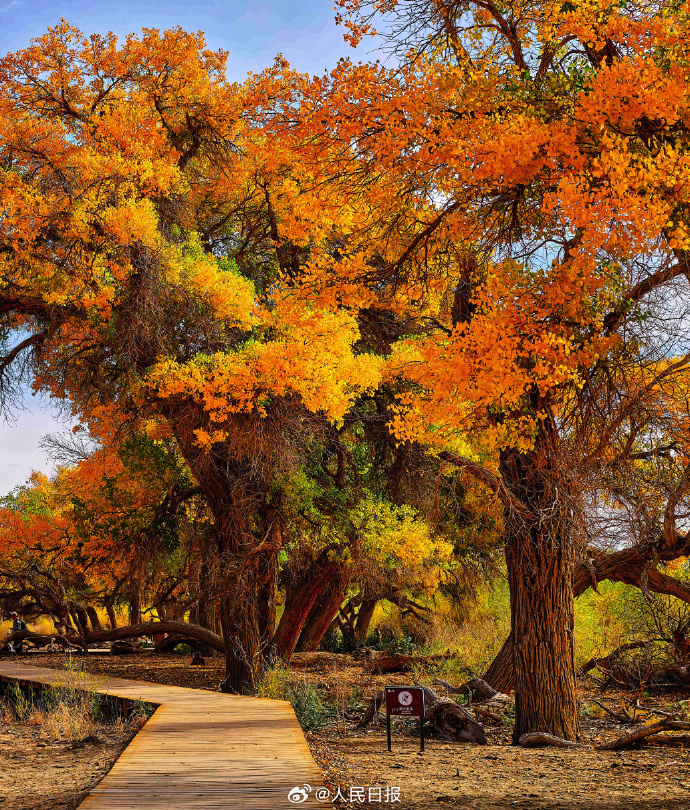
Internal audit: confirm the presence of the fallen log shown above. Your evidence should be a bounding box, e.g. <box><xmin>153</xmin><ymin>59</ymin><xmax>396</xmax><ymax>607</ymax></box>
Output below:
<box><xmin>110</xmin><ymin>640</ymin><xmax>146</xmax><ymax>655</ymax></box>
<box><xmin>0</xmin><ymin>629</ymin><xmax>79</xmax><ymax>653</ymax></box>
<box><xmin>290</xmin><ymin>652</ymin><xmax>356</xmax><ymax>668</ymax></box>
<box><xmin>358</xmin><ymin>691</ymin><xmax>385</xmax><ymax>728</ymax></box>
<box><xmin>416</xmin><ymin>683</ymin><xmax>487</xmax><ymax>744</ymax></box>
<box><xmin>432</xmin><ymin>701</ymin><xmax>488</xmax><ymax>744</ymax></box>
<box><xmin>1</xmin><ymin>621</ymin><xmax>225</xmax><ymax>656</ymax></box>
<box><xmin>591</xmin><ymin>699</ymin><xmax>639</xmax><ymax>724</ymax></box>
<box><xmin>473</xmin><ymin>706</ymin><xmax>503</xmax><ymax>724</ymax></box>
<box><xmin>596</xmin><ymin>719</ymin><xmax>690</xmax><ymax>750</ymax></box>
<box><xmin>579</xmin><ymin>641</ymin><xmax>653</xmax><ymax>677</ymax></box>
<box><xmin>358</xmin><ymin>684</ymin><xmax>487</xmax><ymax>744</ymax></box>
<box><xmin>432</xmin><ymin>676</ymin><xmax>511</xmax><ymax>719</ymax></box>
<box><xmin>154</xmin><ymin>633</ymin><xmax>203</xmax><ymax>654</ymax></box>
<box><xmin>646</xmin><ymin>734</ymin><xmax>690</xmax><ymax>747</ymax></box>
<box><xmin>364</xmin><ymin>652</ymin><xmax>452</xmax><ymax>674</ymax></box>
<box><xmin>433</xmin><ymin>676</ymin><xmax>497</xmax><ymax>699</ymax></box>
<box><xmin>84</xmin><ymin>621</ymin><xmax>225</xmax><ymax>652</ymax></box>
<box><xmin>518</xmin><ymin>732</ymin><xmax>577</xmax><ymax>748</ymax></box>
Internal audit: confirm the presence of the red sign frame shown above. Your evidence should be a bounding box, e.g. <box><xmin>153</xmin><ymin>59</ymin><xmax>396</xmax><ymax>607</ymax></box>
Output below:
<box><xmin>385</xmin><ymin>686</ymin><xmax>425</xmax><ymax>717</ymax></box>
<box><xmin>384</xmin><ymin>686</ymin><xmax>426</xmax><ymax>752</ymax></box>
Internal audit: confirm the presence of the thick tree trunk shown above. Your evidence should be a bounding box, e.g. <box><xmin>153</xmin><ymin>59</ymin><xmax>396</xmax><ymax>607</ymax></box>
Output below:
<box><xmin>217</xmin><ymin>515</ymin><xmax>281</xmax><ymax>694</ymax></box>
<box><xmin>129</xmin><ymin>590</ymin><xmax>141</xmax><ymax>626</ymax></box>
<box><xmin>353</xmin><ymin>597</ymin><xmax>377</xmax><ymax>645</ymax></box>
<box><xmin>168</xmin><ymin>412</ymin><xmax>283</xmax><ymax>695</ymax></box>
<box><xmin>296</xmin><ymin>568</ymin><xmax>348</xmax><ymax>652</ymax></box>
<box><xmin>500</xmin><ymin>424</ymin><xmax>579</xmax><ymax>743</ymax></box>
<box><xmin>273</xmin><ymin>559</ymin><xmax>339</xmax><ymax>660</ymax></box>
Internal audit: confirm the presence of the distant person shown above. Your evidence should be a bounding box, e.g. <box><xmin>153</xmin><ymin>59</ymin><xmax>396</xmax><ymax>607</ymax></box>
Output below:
<box><xmin>8</xmin><ymin>611</ymin><xmax>27</xmax><ymax>654</ymax></box>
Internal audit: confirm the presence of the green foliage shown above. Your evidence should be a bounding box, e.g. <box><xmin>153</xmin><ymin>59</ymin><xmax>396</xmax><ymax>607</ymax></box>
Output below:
<box><xmin>4</xmin><ymin>682</ymin><xmax>33</xmax><ymax>720</ymax></box>
<box><xmin>0</xmin><ymin>483</ymin><xmax>53</xmax><ymax>519</ymax></box>
<box><xmin>574</xmin><ymin>581</ymin><xmax>635</xmax><ymax>665</ymax></box>
<box><xmin>287</xmin><ymin>681</ymin><xmax>335</xmax><ymax>730</ymax></box>
<box><xmin>256</xmin><ymin>663</ymin><xmax>334</xmax><ymax>730</ymax></box>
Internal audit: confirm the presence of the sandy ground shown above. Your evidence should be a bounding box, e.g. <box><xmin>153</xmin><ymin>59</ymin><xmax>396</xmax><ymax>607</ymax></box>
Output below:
<box><xmin>6</xmin><ymin>651</ymin><xmax>690</xmax><ymax>810</ymax></box>
<box><xmin>0</xmin><ymin>722</ymin><xmax>132</xmax><ymax>810</ymax></box>
<box><xmin>308</xmin><ymin>725</ymin><xmax>690</xmax><ymax>809</ymax></box>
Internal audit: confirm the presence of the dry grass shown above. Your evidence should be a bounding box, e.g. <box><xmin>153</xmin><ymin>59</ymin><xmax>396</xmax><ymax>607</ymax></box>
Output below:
<box><xmin>1</xmin><ymin>659</ymin><xmax>148</xmax><ymax>744</ymax></box>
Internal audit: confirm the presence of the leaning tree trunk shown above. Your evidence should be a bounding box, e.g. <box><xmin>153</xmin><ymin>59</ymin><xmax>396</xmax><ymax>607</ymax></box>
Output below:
<box><xmin>500</xmin><ymin>421</ymin><xmax>579</xmax><ymax>743</ymax></box>
<box><xmin>272</xmin><ymin>558</ymin><xmax>339</xmax><ymax>660</ymax></box>
<box><xmin>105</xmin><ymin>602</ymin><xmax>118</xmax><ymax>630</ymax></box>
<box><xmin>353</xmin><ymin>597</ymin><xmax>378</xmax><ymax>645</ymax></box>
<box><xmin>296</xmin><ymin>567</ymin><xmax>349</xmax><ymax>652</ymax></box>
<box><xmin>86</xmin><ymin>605</ymin><xmax>102</xmax><ymax>632</ymax></box>
<box><xmin>483</xmin><ymin>635</ymin><xmax>513</xmax><ymax>694</ymax></box>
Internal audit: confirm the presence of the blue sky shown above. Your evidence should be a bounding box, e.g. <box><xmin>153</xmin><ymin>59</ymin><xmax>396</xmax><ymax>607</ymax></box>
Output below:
<box><xmin>0</xmin><ymin>0</ymin><xmax>370</xmax><ymax>81</ymax></box>
<box><xmin>0</xmin><ymin>0</ymin><xmax>370</xmax><ymax>495</ymax></box>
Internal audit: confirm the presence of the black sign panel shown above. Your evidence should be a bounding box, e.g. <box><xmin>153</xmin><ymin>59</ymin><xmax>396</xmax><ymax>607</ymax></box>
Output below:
<box><xmin>385</xmin><ymin>686</ymin><xmax>425</xmax><ymax>718</ymax></box>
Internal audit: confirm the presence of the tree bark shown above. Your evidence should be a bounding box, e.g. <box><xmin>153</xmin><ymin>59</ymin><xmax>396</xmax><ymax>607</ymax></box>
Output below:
<box><xmin>296</xmin><ymin>567</ymin><xmax>348</xmax><ymax>652</ymax></box>
<box><xmin>168</xmin><ymin>410</ymin><xmax>284</xmax><ymax>694</ymax></box>
<box><xmin>273</xmin><ymin>558</ymin><xmax>339</xmax><ymax>660</ymax></box>
<box><xmin>216</xmin><ymin>513</ymin><xmax>281</xmax><ymax>694</ymax></box>
<box><xmin>105</xmin><ymin>603</ymin><xmax>118</xmax><ymax>630</ymax></box>
<box><xmin>86</xmin><ymin>605</ymin><xmax>102</xmax><ymax>632</ymax></box>
<box><xmin>483</xmin><ymin>636</ymin><xmax>513</xmax><ymax>693</ymax></box>
<box><xmin>500</xmin><ymin>422</ymin><xmax>579</xmax><ymax>743</ymax></box>
<box><xmin>0</xmin><ymin>621</ymin><xmax>224</xmax><ymax>654</ymax></box>
<box><xmin>196</xmin><ymin>559</ymin><xmax>217</xmax><ymax>657</ymax></box>
<box><xmin>129</xmin><ymin>589</ymin><xmax>141</xmax><ymax>626</ymax></box>
<box><xmin>353</xmin><ymin>598</ymin><xmax>378</xmax><ymax>645</ymax></box>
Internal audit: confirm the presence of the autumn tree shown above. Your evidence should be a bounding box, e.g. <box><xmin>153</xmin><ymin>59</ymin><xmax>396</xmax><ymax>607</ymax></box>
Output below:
<box><xmin>255</xmin><ymin>0</ymin><xmax>690</xmax><ymax>739</ymax></box>
<box><xmin>0</xmin><ymin>431</ymin><xmax>203</xmax><ymax>634</ymax></box>
<box><xmin>0</xmin><ymin>23</ymin><xmax>381</xmax><ymax>691</ymax></box>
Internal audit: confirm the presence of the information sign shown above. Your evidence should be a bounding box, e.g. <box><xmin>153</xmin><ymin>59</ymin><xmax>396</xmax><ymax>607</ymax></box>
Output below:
<box><xmin>384</xmin><ymin>686</ymin><xmax>425</xmax><ymax>752</ymax></box>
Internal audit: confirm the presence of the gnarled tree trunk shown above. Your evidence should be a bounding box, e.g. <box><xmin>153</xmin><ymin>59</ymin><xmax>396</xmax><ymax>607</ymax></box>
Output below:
<box><xmin>217</xmin><ymin>515</ymin><xmax>280</xmax><ymax>693</ymax></box>
<box><xmin>500</xmin><ymin>420</ymin><xmax>579</xmax><ymax>743</ymax></box>
<box><xmin>170</xmin><ymin>413</ymin><xmax>283</xmax><ymax>694</ymax></box>
<box><xmin>484</xmin><ymin>531</ymin><xmax>690</xmax><ymax>694</ymax></box>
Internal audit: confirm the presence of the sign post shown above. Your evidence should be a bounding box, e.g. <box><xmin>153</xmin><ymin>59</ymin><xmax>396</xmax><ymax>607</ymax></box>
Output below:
<box><xmin>384</xmin><ymin>686</ymin><xmax>425</xmax><ymax>752</ymax></box>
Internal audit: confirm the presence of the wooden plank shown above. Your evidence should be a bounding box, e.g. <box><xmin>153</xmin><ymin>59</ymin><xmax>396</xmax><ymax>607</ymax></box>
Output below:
<box><xmin>0</xmin><ymin>661</ymin><xmax>324</xmax><ymax>808</ymax></box>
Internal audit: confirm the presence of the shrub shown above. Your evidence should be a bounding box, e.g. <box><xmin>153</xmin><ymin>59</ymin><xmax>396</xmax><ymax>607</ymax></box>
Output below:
<box><xmin>287</xmin><ymin>680</ymin><xmax>334</xmax><ymax>730</ymax></box>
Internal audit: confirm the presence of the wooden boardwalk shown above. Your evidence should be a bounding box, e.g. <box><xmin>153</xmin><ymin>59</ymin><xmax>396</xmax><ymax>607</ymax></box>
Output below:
<box><xmin>0</xmin><ymin>660</ymin><xmax>324</xmax><ymax>808</ymax></box>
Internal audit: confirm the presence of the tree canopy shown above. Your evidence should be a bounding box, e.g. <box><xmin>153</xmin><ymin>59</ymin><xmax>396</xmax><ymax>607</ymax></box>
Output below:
<box><xmin>0</xmin><ymin>3</ymin><xmax>690</xmax><ymax>737</ymax></box>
